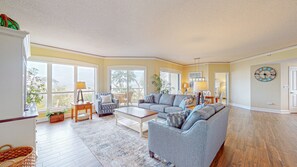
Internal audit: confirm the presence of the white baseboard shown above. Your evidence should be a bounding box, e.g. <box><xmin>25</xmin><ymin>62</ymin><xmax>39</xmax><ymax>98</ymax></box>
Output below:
<box><xmin>229</xmin><ymin>103</ymin><xmax>291</xmax><ymax>114</ymax></box>
<box><xmin>229</xmin><ymin>103</ymin><xmax>251</xmax><ymax>110</ymax></box>
<box><xmin>251</xmin><ymin>107</ymin><xmax>290</xmax><ymax>114</ymax></box>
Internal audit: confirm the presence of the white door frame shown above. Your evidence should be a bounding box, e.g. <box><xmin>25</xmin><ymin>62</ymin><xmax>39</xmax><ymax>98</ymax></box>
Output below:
<box><xmin>214</xmin><ymin>72</ymin><xmax>229</xmax><ymax>105</ymax></box>
<box><xmin>289</xmin><ymin>66</ymin><xmax>297</xmax><ymax>112</ymax></box>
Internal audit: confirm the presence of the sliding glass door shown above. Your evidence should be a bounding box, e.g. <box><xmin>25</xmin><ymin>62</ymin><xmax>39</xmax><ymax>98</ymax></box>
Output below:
<box><xmin>110</xmin><ymin>68</ymin><xmax>145</xmax><ymax>106</ymax></box>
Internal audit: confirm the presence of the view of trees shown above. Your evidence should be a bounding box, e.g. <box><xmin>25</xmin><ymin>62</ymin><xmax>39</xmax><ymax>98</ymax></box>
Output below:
<box><xmin>111</xmin><ymin>70</ymin><xmax>144</xmax><ymax>105</ymax></box>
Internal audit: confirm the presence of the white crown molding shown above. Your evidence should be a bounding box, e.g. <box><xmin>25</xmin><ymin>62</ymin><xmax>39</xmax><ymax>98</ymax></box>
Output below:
<box><xmin>230</xmin><ymin>44</ymin><xmax>297</xmax><ymax>64</ymax></box>
<box><xmin>31</xmin><ymin>43</ymin><xmax>184</xmax><ymax>67</ymax></box>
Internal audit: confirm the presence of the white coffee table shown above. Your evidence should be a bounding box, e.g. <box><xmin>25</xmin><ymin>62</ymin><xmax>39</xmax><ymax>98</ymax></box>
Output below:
<box><xmin>114</xmin><ymin>107</ymin><xmax>158</xmax><ymax>137</ymax></box>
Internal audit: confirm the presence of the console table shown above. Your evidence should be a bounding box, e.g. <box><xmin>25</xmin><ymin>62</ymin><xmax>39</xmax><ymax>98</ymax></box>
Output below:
<box><xmin>71</xmin><ymin>102</ymin><xmax>93</xmax><ymax>122</ymax></box>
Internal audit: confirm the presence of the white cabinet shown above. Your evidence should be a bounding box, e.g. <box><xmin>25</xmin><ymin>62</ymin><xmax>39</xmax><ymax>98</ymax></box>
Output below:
<box><xmin>0</xmin><ymin>27</ymin><xmax>36</xmax><ymax>149</ymax></box>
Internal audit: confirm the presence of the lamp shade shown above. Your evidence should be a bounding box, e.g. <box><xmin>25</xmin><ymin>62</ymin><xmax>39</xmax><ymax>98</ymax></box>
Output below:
<box><xmin>76</xmin><ymin>81</ymin><xmax>86</xmax><ymax>89</ymax></box>
<box><xmin>183</xmin><ymin>83</ymin><xmax>189</xmax><ymax>88</ymax></box>
<box><xmin>194</xmin><ymin>81</ymin><xmax>208</xmax><ymax>92</ymax></box>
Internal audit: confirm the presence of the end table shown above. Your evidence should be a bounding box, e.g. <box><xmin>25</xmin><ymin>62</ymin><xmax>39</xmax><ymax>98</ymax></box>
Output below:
<box><xmin>71</xmin><ymin>102</ymin><xmax>93</xmax><ymax>122</ymax></box>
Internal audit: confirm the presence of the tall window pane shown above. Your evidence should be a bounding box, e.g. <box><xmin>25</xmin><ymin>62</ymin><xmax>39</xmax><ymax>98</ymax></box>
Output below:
<box><xmin>160</xmin><ymin>71</ymin><xmax>181</xmax><ymax>94</ymax></box>
<box><xmin>52</xmin><ymin>93</ymin><xmax>74</xmax><ymax>108</ymax></box>
<box><xmin>78</xmin><ymin>66</ymin><xmax>95</xmax><ymax>91</ymax></box>
<box><xmin>27</xmin><ymin>61</ymin><xmax>47</xmax><ymax>111</ymax></box>
<box><xmin>52</xmin><ymin>64</ymin><xmax>74</xmax><ymax>92</ymax></box>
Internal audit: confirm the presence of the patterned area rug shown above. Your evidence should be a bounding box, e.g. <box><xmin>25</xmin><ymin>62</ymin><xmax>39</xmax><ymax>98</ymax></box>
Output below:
<box><xmin>71</xmin><ymin>115</ymin><xmax>170</xmax><ymax>167</ymax></box>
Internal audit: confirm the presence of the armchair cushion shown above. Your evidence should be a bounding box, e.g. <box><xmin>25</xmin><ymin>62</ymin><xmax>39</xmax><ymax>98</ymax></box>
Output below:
<box><xmin>181</xmin><ymin>105</ymin><xmax>214</xmax><ymax>130</ymax></box>
<box><xmin>101</xmin><ymin>94</ymin><xmax>112</xmax><ymax>103</ymax></box>
<box><xmin>144</xmin><ymin>95</ymin><xmax>154</xmax><ymax>103</ymax></box>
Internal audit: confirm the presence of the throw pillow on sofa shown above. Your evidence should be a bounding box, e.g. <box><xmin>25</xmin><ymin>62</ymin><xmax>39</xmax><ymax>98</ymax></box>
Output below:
<box><xmin>166</xmin><ymin>110</ymin><xmax>192</xmax><ymax>128</ymax></box>
<box><xmin>144</xmin><ymin>95</ymin><xmax>154</xmax><ymax>103</ymax></box>
<box><xmin>181</xmin><ymin>105</ymin><xmax>215</xmax><ymax>130</ymax></box>
<box><xmin>101</xmin><ymin>95</ymin><xmax>112</xmax><ymax>104</ymax></box>
<box><xmin>179</xmin><ymin>97</ymin><xmax>194</xmax><ymax>109</ymax></box>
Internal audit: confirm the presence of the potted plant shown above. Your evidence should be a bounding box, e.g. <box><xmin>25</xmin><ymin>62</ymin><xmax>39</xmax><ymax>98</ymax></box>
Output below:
<box><xmin>46</xmin><ymin>109</ymin><xmax>67</xmax><ymax>123</ymax></box>
<box><xmin>151</xmin><ymin>74</ymin><xmax>172</xmax><ymax>94</ymax></box>
<box><xmin>26</xmin><ymin>68</ymin><xmax>46</xmax><ymax>110</ymax></box>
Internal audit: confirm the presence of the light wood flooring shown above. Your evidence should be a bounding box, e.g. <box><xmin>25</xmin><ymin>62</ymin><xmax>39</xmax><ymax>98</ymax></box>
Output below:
<box><xmin>36</xmin><ymin>107</ymin><xmax>297</xmax><ymax>167</ymax></box>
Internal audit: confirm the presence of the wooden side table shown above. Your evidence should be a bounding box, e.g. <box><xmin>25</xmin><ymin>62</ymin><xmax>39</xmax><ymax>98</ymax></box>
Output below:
<box><xmin>71</xmin><ymin>102</ymin><xmax>93</xmax><ymax>122</ymax></box>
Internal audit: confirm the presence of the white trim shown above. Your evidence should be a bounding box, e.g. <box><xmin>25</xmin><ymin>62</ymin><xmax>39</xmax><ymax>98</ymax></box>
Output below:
<box><xmin>231</xmin><ymin>44</ymin><xmax>297</xmax><ymax>64</ymax></box>
<box><xmin>32</xmin><ymin>43</ymin><xmax>184</xmax><ymax>66</ymax></box>
<box><xmin>251</xmin><ymin>107</ymin><xmax>290</xmax><ymax>114</ymax></box>
<box><xmin>107</xmin><ymin>65</ymin><xmax>147</xmax><ymax>99</ymax></box>
<box><xmin>229</xmin><ymin>103</ymin><xmax>251</xmax><ymax>110</ymax></box>
<box><xmin>0</xmin><ymin>26</ymin><xmax>29</xmax><ymax>38</ymax></box>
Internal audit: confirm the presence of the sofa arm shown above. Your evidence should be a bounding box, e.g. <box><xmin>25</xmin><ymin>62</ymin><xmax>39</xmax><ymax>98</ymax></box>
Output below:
<box><xmin>94</xmin><ymin>100</ymin><xmax>102</xmax><ymax>113</ymax></box>
<box><xmin>113</xmin><ymin>98</ymin><xmax>119</xmax><ymax>108</ymax></box>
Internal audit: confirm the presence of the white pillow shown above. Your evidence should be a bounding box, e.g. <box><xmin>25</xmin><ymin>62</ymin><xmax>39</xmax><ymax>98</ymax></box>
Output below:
<box><xmin>101</xmin><ymin>95</ymin><xmax>112</xmax><ymax>104</ymax></box>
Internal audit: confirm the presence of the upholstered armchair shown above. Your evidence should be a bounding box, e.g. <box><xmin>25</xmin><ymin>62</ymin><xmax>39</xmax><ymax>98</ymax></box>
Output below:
<box><xmin>95</xmin><ymin>93</ymin><xmax>119</xmax><ymax>117</ymax></box>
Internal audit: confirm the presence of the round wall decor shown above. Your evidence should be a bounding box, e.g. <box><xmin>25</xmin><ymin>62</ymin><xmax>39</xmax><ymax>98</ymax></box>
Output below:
<box><xmin>254</xmin><ymin>66</ymin><xmax>276</xmax><ymax>82</ymax></box>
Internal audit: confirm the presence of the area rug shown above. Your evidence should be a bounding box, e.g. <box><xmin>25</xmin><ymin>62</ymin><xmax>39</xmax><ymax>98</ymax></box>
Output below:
<box><xmin>71</xmin><ymin>115</ymin><xmax>171</xmax><ymax>167</ymax></box>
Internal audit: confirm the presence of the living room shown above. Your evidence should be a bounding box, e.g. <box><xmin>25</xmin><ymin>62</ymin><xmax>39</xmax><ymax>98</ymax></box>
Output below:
<box><xmin>1</xmin><ymin>1</ymin><xmax>297</xmax><ymax>167</ymax></box>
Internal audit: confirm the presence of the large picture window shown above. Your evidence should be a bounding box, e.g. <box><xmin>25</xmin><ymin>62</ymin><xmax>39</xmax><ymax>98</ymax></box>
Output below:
<box><xmin>27</xmin><ymin>61</ymin><xmax>97</xmax><ymax>111</ymax></box>
<box><xmin>160</xmin><ymin>71</ymin><xmax>181</xmax><ymax>94</ymax></box>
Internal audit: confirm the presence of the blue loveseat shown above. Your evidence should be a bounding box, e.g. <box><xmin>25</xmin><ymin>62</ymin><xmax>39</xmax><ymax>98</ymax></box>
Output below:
<box><xmin>148</xmin><ymin>105</ymin><xmax>230</xmax><ymax>167</ymax></box>
<box><xmin>138</xmin><ymin>93</ymin><xmax>194</xmax><ymax>118</ymax></box>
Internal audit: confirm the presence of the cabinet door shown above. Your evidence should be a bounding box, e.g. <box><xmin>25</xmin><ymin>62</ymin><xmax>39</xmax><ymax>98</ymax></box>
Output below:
<box><xmin>0</xmin><ymin>34</ymin><xmax>24</xmax><ymax>119</ymax></box>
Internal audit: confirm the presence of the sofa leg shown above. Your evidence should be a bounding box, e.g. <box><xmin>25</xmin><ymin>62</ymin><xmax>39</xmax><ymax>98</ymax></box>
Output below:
<box><xmin>149</xmin><ymin>150</ymin><xmax>154</xmax><ymax>158</ymax></box>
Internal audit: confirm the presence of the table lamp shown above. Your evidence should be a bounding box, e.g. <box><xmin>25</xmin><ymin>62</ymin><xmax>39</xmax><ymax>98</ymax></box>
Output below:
<box><xmin>194</xmin><ymin>81</ymin><xmax>208</xmax><ymax>105</ymax></box>
<box><xmin>76</xmin><ymin>81</ymin><xmax>86</xmax><ymax>103</ymax></box>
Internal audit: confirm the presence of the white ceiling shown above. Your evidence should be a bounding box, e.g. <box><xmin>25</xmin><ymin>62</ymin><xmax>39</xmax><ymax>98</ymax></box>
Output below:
<box><xmin>1</xmin><ymin>0</ymin><xmax>297</xmax><ymax>65</ymax></box>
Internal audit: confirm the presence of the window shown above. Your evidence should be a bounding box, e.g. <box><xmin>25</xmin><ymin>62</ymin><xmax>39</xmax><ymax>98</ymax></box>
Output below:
<box><xmin>27</xmin><ymin>61</ymin><xmax>47</xmax><ymax>110</ymax></box>
<box><xmin>78</xmin><ymin>66</ymin><xmax>95</xmax><ymax>102</ymax></box>
<box><xmin>160</xmin><ymin>71</ymin><xmax>181</xmax><ymax>94</ymax></box>
<box><xmin>110</xmin><ymin>68</ymin><xmax>145</xmax><ymax>106</ymax></box>
<box><xmin>52</xmin><ymin>64</ymin><xmax>74</xmax><ymax>108</ymax></box>
<box><xmin>27</xmin><ymin>61</ymin><xmax>97</xmax><ymax>111</ymax></box>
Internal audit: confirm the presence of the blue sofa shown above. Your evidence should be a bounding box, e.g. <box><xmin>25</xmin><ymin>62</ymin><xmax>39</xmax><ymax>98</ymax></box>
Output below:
<box><xmin>148</xmin><ymin>106</ymin><xmax>230</xmax><ymax>167</ymax></box>
<box><xmin>138</xmin><ymin>93</ymin><xmax>194</xmax><ymax>118</ymax></box>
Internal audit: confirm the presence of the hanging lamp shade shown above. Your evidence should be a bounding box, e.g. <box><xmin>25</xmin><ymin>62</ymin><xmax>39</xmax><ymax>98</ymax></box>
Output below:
<box><xmin>0</xmin><ymin>14</ymin><xmax>20</xmax><ymax>30</ymax></box>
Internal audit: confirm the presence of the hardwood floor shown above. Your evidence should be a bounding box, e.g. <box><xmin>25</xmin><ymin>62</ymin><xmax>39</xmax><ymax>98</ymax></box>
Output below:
<box><xmin>36</xmin><ymin>119</ymin><xmax>102</xmax><ymax>167</ymax></box>
<box><xmin>36</xmin><ymin>107</ymin><xmax>297</xmax><ymax>167</ymax></box>
<box><xmin>211</xmin><ymin>107</ymin><xmax>297</xmax><ymax>167</ymax></box>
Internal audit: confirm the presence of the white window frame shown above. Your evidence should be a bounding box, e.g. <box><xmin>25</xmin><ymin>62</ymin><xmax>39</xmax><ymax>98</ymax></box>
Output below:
<box><xmin>28</xmin><ymin>56</ymin><xmax>98</xmax><ymax>112</ymax></box>
<box><xmin>160</xmin><ymin>68</ymin><xmax>182</xmax><ymax>93</ymax></box>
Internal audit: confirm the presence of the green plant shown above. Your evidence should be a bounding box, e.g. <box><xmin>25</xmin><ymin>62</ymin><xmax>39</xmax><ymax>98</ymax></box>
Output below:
<box><xmin>26</xmin><ymin>68</ymin><xmax>46</xmax><ymax>105</ymax></box>
<box><xmin>151</xmin><ymin>74</ymin><xmax>162</xmax><ymax>92</ymax></box>
<box><xmin>45</xmin><ymin>109</ymin><xmax>67</xmax><ymax>118</ymax></box>
<box><xmin>151</xmin><ymin>74</ymin><xmax>172</xmax><ymax>94</ymax></box>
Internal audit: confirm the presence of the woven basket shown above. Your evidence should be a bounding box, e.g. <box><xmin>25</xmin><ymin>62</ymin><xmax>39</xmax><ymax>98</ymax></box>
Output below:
<box><xmin>0</xmin><ymin>145</ymin><xmax>35</xmax><ymax>167</ymax></box>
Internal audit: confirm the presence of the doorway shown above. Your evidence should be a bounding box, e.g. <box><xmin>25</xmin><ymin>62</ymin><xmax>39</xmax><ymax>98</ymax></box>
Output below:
<box><xmin>289</xmin><ymin>67</ymin><xmax>297</xmax><ymax>112</ymax></box>
<box><xmin>109</xmin><ymin>68</ymin><xmax>145</xmax><ymax>106</ymax></box>
<box><xmin>214</xmin><ymin>73</ymin><xmax>229</xmax><ymax>105</ymax></box>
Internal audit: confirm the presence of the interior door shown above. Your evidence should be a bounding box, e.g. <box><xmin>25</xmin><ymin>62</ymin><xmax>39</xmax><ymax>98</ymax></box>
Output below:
<box><xmin>289</xmin><ymin>67</ymin><xmax>297</xmax><ymax>112</ymax></box>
